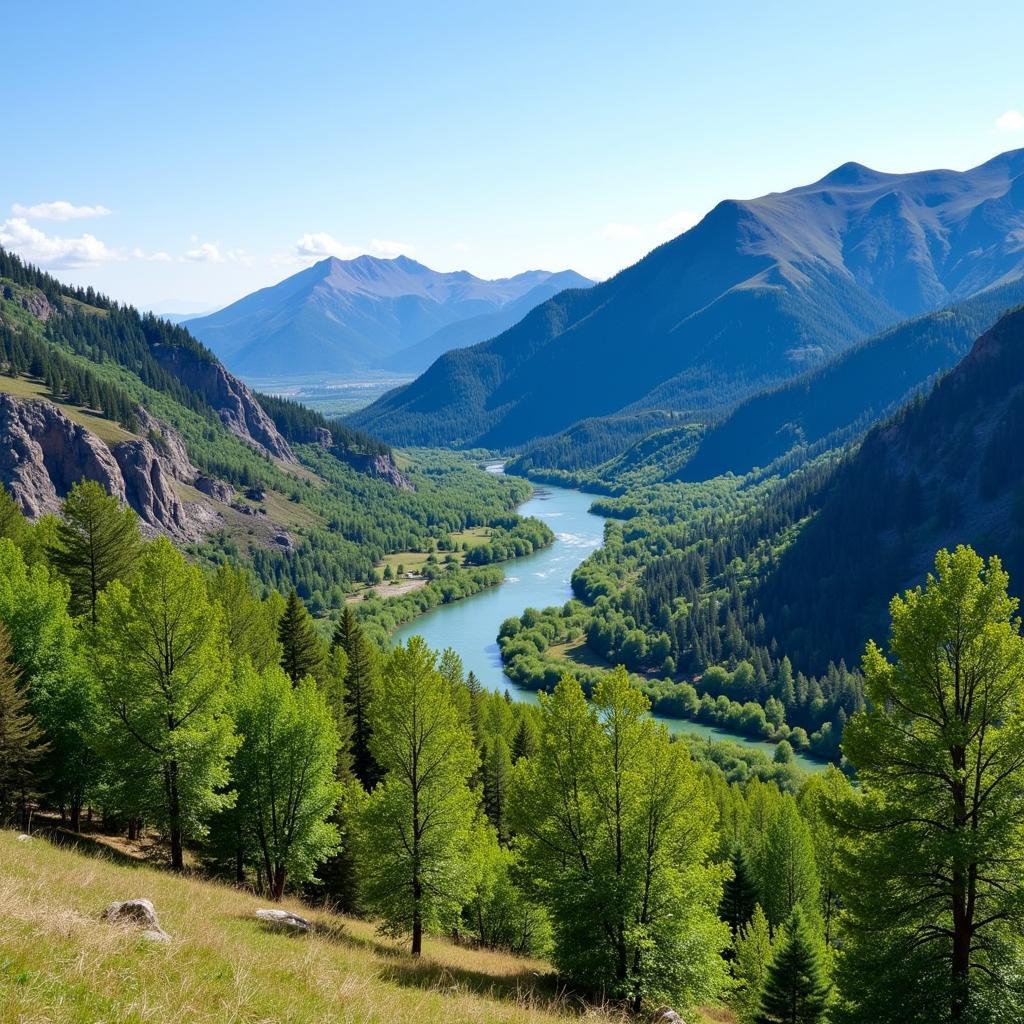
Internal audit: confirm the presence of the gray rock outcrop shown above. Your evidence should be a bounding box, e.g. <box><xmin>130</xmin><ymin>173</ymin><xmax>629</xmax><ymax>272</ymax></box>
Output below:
<box><xmin>344</xmin><ymin>452</ymin><xmax>414</xmax><ymax>491</ymax></box>
<box><xmin>255</xmin><ymin>908</ymin><xmax>311</xmax><ymax>934</ymax></box>
<box><xmin>0</xmin><ymin>393</ymin><xmax>126</xmax><ymax>517</ymax></box>
<box><xmin>0</xmin><ymin>395</ymin><xmax>217</xmax><ymax>540</ymax></box>
<box><xmin>150</xmin><ymin>344</ymin><xmax>294</xmax><ymax>462</ymax></box>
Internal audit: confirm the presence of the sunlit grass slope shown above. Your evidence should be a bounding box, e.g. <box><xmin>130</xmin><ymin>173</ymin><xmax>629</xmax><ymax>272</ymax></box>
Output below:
<box><xmin>0</xmin><ymin>829</ymin><xmax>622</xmax><ymax>1024</ymax></box>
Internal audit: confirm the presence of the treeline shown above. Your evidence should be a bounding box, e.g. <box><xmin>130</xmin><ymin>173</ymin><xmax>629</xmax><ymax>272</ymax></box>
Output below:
<box><xmin>0</xmin><ymin>247</ymin><xmax>113</xmax><ymax>311</ymax></box>
<box><xmin>0</xmin><ymin>321</ymin><xmax>140</xmax><ymax>429</ymax></box>
<box><xmin>5</xmin><ymin>481</ymin><xmax>1020</xmax><ymax>1020</ymax></box>
<box><xmin>254</xmin><ymin>390</ymin><xmax>391</xmax><ymax>456</ymax></box>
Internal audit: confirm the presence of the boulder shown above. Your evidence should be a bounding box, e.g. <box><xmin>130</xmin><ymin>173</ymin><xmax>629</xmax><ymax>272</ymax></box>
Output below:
<box><xmin>16</xmin><ymin>833</ymin><xmax>32</xmax><ymax>842</ymax></box>
<box><xmin>194</xmin><ymin>474</ymin><xmax>235</xmax><ymax>502</ymax></box>
<box><xmin>651</xmin><ymin>1009</ymin><xmax>685</xmax><ymax>1024</ymax></box>
<box><xmin>102</xmin><ymin>899</ymin><xmax>170</xmax><ymax>941</ymax></box>
<box><xmin>255</xmin><ymin>908</ymin><xmax>311</xmax><ymax>934</ymax></box>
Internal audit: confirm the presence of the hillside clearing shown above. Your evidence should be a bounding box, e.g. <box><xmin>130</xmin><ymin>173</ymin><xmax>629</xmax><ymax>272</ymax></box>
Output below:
<box><xmin>0</xmin><ymin>829</ymin><xmax>632</xmax><ymax>1024</ymax></box>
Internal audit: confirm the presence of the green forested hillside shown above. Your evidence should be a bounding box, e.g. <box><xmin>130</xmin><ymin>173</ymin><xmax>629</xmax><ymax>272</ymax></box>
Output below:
<box><xmin>0</xmin><ymin>250</ymin><xmax>545</xmax><ymax>611</ymax></box>
<box><xmin>758</xmin><ymin>304</ymin><xmax>1024</xmax><ymax>671</ymax></box>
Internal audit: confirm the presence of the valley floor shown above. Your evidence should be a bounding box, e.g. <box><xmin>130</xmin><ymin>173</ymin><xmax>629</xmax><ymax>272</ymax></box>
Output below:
<box><xmin>0</xmin><ymin>830</ymin><xmax>728</xmax><ymax>1024</ymax></box>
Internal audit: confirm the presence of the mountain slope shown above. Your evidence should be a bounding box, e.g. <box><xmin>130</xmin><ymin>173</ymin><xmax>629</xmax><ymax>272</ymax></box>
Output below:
<box><xmin>758</xmin><ymin>304</ymin><xmax>1024</xmax><ymax>673</ymax></box>
<box><xmin>185</xmin><ymin>256</ymin><xmax>592</xmax><ymax>378</ymax></box>
<box><xmin>381</xmin><ymin>270</ymin><xmax>592</xmax><ymax>373</ymax></box>
<box><xmin>351</xmin><ymin>148</ymin><xmax>1024</xmax><ymax>449</ymax></box>
<box><xmin>679</xmin><ymin>276</ymin><xmax>1024</xmax><ymax>481</ymax></box>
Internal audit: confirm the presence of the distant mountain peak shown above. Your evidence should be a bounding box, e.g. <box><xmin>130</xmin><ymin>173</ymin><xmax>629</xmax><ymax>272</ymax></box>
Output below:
<box><xmin>185</xmin><ymin>256</ymin><xmax>594</xmax><ymax>378</ymax></box>
<box><xmin>815</xmin><ymin>160</ymin><xmax>889</xmax><ymax>188</ymax></box>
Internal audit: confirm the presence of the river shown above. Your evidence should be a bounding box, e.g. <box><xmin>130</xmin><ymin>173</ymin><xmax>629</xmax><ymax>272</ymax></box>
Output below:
<box><xmin>395</xmin><ymin>477</ymin><xmax>825</xmax><ymax>772</ymax></box>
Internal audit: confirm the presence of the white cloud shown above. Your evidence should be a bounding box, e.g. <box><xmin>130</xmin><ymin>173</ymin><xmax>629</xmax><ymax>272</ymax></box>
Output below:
<box><xmin>275</xmin><ymin>232</ymin><xmax>417</xmax><ymax>267</ymax></box>
<box><xmin>369</xmin><ymin>238</ymin><xmax>416</xmax><ymax>259</ymax></box>
<box><xmin>995</xmin><ymin>109</ymin><xmax>1024</xmax><ymax>133</ymax></box>
<box><xmin>131</xmin><ymin>247</ymin><xmax>172</xmax><ymax>262</ymax></box>
<box><xmin>11</xmin><ymin>200</ymin><xmax>112</xmax><ymax>221</ymax></box>
<box><xmin>293</xmin><ymin>231</ymin><xmax>362</xmax><ymax>262</ymax></box>
<box><xmin>182</xmin><ymin>242</ymin><xmax>249</xmax><ymax>265</ymax></box>
<box><xmin>452</xmin><ymin>241</ymin><xmax>472</xmax><ymax>253</ymax></box>
<box><xmin>0</xmin><ymin>217</ymin><xmax>119</xmax><ymax>267</ymax></box>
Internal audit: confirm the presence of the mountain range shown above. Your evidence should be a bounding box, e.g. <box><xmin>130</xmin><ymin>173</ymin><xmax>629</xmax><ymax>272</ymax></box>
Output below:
<box><xmin>184</xmin><ymin>256</ymin><xmax>592</xmax><ymax>378</ymax></box>
<box><xmin>349</xmin><ymin>148</ymin><xmax>1024</xmax><ymax>450</ymax></box>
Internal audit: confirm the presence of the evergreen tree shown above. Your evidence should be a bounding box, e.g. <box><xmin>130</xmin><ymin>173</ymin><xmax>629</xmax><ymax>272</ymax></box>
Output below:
<box><xmin>278</xmin><ymin>589</ymin><xmax>324</xmax><ymax>684</ymax></box>
<box><xmin>482</xmin><ymin>734</ymin><xmax>512</xmax><ymax>842</ymax></box>
<box><xmin>231</xmin><ymin>663</ymin><xmax>342</xmax><ymax>899</ymax></box>
<box><xmin>0</xmin><ymin>622</ymin><xmax>47</xmax><ymax>826</ymax></box>
<box><xmin>48</xmin><ymin>480</ymin><xmax>142</xmax><ymax>623</ymax></box>
<box><xmin>332</xmin><ymin>606</ymin><xmax>379</xmax><ymax>788</ymax></box>
<box><xmin>511</xmin><ymin>668</ymin><xmax>729</xmax><ymax>1011</ymax></box>
<box><xmin>756</xmin><ymin>907</ymin><xmax>828</xmax><ymax>1024</ymax></box>
<box><xmin>358</xmin><ymin>637</ymin><xmax>478</xmax><ymax>955</ymax></box>
<box><xmin>721</xmin><ymin>841</ymin><xmax>759</xmax><ymax>939</ymax></box>
<box><xmin>93</xmin><ymin>538</ymin><xmax>236</xmax><ymax>869</ymax></box>
<box><xmin>510</xmin><ymin>712</ymin><xmax>537</xmax><ymax>762</ymax></box>
<box><xmin>836</xmin><ymin>547</ymin><xmax>1024</xmax><ymax>1023</ymax></box>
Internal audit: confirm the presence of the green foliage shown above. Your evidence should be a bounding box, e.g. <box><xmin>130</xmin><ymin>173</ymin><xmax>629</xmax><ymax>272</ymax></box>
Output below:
<box><xmin>332</xmin><ymin>606</ymin><xmax>380</xmax><ymax>789</ymax></box>
<box><xmin>47</xmin><ymin>480</ymin><xmax>142</xmax><ymax>623</ymax></box>
<box><xmin>277</xmin><ymin>589</ymin><xmax>325</xmax><ymax>683</ymax></box>
<box><xmin>734</xmin><ymin>905</ymin><xmax>778</xmax><ymax>1024</ymax></box>
<box><xmin>756</xmin><ymin>906</ymin><xmax>829</xmax><ymax>1024</ymax></box>
<box><xmin>92</xmin><ymin>538</ymin><xmax>237</xmax><ymax>869</ymax></box>
<box><xmin>835</xmin><ymin>546</ymin><xmax>1024</xmax><ymax>1023</ymax></box>
<box><xmin>358</xmin><ymin>637</ymin><xmax>479</xmax><ymax>955</ymax></box>
<box><xmin>229</xmin><ymin>663</ymin><xmax>343</xmax><ymax>899</ymax></box>
<box><xmin>0</xmin><ymin>621</ymin><xmax>47</xmax><ymax>824</ymax></box>
<box><xmin>721</xmin><ymin>841</ymin><xmax>759</xmax><ymax>939</ymax></box>
<box><xmin>754</xmin><ymin>796</ymin><xmax>821</xmax><ymax>931</ymax></box>
<box><xmin>205</xmin><ymin>562</ymin><xmax>282</xmax><ymax>673</ymax></box>
<box><xmin>511</xmin><ymin>667</ymin><xmax>729</xmax><ymax>1011</ymax></box>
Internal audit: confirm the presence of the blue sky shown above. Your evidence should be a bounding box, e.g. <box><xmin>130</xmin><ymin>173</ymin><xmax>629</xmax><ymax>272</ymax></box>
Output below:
<box><xmin>4</xmin><ymin>0</ymin><xmax>1024</xmax><ymax>309</ymax></box>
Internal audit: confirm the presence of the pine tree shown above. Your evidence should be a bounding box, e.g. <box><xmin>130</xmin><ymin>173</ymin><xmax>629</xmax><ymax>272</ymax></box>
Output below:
<box><xmin>511</xmin><ymin>712</ymin><xmax>537</xmax><ymax>762</ymax></box>
<box><xmin>47</xmin><ymin>480</ymin><xmax>141</xmax><ymax>623</ymax></box>
<box><xmin>332</xmin><ymin>606</ymin><xmax>379</xmax><ymax>788</ymax></box>
<box><xmin>756</xmin><ymin>907</ymin><xmax>828</xmax><ymax>1024</ymax></box>
<box><xmin>0</xmin><ymin>486</ymin><xmax>28</xmax><ymax>547</ymax></box>
<box><xmin>358</xmin><ymin>637</ymin><xmax>479</xmax><ymax>955</ymax></box>
<box><xmin>278</xmin><ymin>589</ymin><xmax>324</xmax><ymax>684</ymax></box>
<box><xmin>483</xmin><ymin>734</ymin><xmax>512</xmax><ymax>842</ymax></box>
<box><xmin>0</xmin><ymin>622</ymin><xmax>47</xmax><ymax>826</ymax></box>
<box><xmin>721</xmin><ymin>841</ymin><xmax>759</xmax><ymax>939</ymax></box>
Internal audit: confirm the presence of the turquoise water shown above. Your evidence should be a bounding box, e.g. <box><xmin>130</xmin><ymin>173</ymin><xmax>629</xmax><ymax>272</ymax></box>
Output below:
<box><xmin>395</xmin><ymin>477</ymin><xmax>825</xmax><ymax>772</ymax></box>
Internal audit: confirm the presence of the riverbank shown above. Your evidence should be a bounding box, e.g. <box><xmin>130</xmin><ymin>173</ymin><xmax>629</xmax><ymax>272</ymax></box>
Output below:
<box><xmin>393</xmin><ymin>478</ymin><xmax>828</xmax><ymax>773</ymax></box>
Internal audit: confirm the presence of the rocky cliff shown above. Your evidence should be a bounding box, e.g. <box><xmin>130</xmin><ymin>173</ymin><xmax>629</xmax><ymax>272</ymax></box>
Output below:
<box><xmin>149</xmin><ymin>344</ymin><xmax>295</xmax><ymax>461</ymax></box>
<box><xmin>0</xmin><ymin>394</ymin><xmax>217</xmax><ymax>540</ymax></box>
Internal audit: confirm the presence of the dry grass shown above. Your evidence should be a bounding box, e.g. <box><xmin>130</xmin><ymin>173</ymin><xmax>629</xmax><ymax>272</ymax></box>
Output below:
<box><xmin>0</xmin><ymin>374</ymin><xmax>138</xmax><ymax>444</ymax></box>
<box><xmin>0</xmin><ymin>829</ymin><xmax>627</xmax><ymax>1024</ymax></box>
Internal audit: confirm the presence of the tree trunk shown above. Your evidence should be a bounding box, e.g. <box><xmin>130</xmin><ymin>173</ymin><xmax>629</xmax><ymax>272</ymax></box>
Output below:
<box><xmin>70</xmin><ymin>800</ymin><xmax>81</xmax><ymax>833</ymax></box>
<box><xmin>272</xmin><ymin>864</ymin><xmax>287</xmax><ymax>901</ymax></box>
<box><xmin>166</xmin><ymin>760</ymin><xmax>184</xmax><ymax>871</ymax></box>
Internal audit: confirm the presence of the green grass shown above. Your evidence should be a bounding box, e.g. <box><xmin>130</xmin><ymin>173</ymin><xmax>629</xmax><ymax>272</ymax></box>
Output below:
<box><xmin>0</xmin><ymin>829</ymin><xmax>625</xmax><ymax>1024</ymax></box>
<box><xmin>0</xmin><ymin>373</ymin><xmax>138</xmax><ymax>444</ymax></box>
